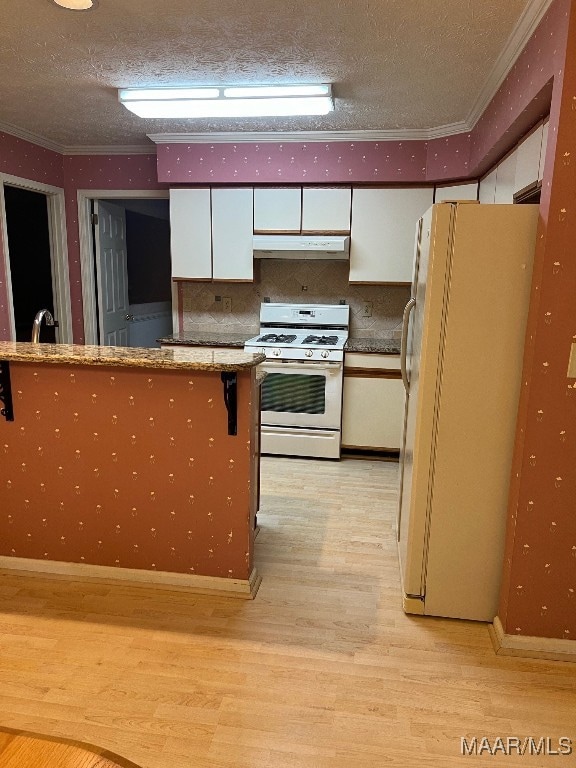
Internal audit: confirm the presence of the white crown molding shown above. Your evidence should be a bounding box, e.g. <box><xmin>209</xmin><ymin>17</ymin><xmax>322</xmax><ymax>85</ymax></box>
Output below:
<box><xmin>466</xmin><ymin>0</ymin><xmax>555</xmax><ymax>130</ymax></box>
<box><xmin>0</xmin><ymin>120</ymin><xmax>64</xmax><ymax>153</ymax></box>
<box><xmin>0</xmin><ymin>120</ymin><xmax>156</xmax><ymax>155</ymax></box>
<box><xmin>147</xmin><ymin>123</ymin><xmax>470</xmax><ymax>145</ymax></box>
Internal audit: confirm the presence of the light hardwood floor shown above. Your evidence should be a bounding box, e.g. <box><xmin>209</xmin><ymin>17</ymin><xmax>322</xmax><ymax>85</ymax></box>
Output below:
<box><xmin>0</xmin><ymin>726</ymin><xmax>142</xmax><ymax>768</ymax></box>
<box><xmin>0</xmin><ymin>456</ymin><xmax>575</xmax><ymax>768</ymax></box>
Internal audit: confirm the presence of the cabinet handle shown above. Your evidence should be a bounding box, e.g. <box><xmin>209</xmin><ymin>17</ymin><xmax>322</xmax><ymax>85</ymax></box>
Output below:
<box><xmin>400</xmin><ymin>298</ymin><xmax>416</xmax><ymax>394</ymax></box>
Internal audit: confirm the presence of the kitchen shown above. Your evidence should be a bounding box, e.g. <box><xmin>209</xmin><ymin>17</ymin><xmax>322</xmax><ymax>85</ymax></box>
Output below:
<box><xmin>0</xmin><ymin>1</ymin><xmax>575</xmax><ymax>766</ymax></box>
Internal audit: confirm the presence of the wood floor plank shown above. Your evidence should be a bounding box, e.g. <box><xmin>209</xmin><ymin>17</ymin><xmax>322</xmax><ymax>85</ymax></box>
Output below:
<box><xmin>0</xmin><ymin>456</ymin><xmax>576</xmax><ymax>767</ymax></box>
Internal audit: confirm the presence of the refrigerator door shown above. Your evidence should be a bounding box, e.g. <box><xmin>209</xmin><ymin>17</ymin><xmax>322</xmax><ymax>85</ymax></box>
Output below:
<box><xmin>420</xmin><ymin>204</ymin><xmax>538</xmax><ymax>620</ymax></box>
<box><xmin>397</xmin><ymin>204</ymin><xmax>456</xmax><ymax>600</ymax></box>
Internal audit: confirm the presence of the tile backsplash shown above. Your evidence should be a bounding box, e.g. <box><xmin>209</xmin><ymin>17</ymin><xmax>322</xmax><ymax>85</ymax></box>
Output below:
<box><xmin>180</xmin><ymin>261</ymin><xmax>410</xmax><ymax>338</ymax></box>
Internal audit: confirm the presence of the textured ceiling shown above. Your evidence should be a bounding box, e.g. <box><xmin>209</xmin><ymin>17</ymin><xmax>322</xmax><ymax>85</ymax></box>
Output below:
<box><xmin>0</xmin><ymin>0</ymin><xmax>533</xmax><ymax>148</ymax></box>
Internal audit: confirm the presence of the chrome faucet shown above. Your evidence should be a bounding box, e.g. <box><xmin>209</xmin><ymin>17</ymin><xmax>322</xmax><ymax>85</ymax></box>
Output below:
<box><xmin>31</xmin><ymin>309</ymin><xmax>55</xmax><ymax>343</ymax></box>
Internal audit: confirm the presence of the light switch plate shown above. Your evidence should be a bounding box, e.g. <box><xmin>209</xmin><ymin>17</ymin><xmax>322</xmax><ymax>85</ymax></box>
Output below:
<box><xmin>182</xmin><ymin>298</ymin><xmax>192</xmax><ymax>312</ymax></box>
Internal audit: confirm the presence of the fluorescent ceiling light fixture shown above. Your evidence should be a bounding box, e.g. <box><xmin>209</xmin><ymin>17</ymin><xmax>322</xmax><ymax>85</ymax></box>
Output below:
<box><xmin>223</xmin><ymin>85</ymin><xmax>330</xmax><ymax>98</ymax></box>
<box><xmin>118</xmin><ymin>84</ymin><xmax>334</xmax><ymax>119</ymax></box>
<box><xmin>51</xmin><ymin>0</ymin><xmax>98</xmax><ymax>9</ymax></box>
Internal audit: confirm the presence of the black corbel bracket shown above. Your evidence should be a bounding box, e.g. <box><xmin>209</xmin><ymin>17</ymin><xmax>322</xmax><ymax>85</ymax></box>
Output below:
<box><xmin>0</xmin><ymin>360</ymin><xmax>14</xmax><ymax>422</ymax></box>
<box><xmin>221</xmin><ymin>372</ymin><xmax>237</xmax><ymax>436</ymax></box>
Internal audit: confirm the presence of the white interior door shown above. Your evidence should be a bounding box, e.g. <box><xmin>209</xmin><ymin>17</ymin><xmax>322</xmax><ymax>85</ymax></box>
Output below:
<box><xmin>94</xmin><ymin>200</ymin><xmax>129</xmax><ymax>346</ymax></box>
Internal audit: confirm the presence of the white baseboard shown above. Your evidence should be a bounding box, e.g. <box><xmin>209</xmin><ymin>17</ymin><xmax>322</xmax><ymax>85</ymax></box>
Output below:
<box><xmin>490</xmin><ymin>616</ymin><xmax>576</xmax><ymax>662</ymax></box>
<box><xmin>0</xmin><ymin>556</ymin><xmax>261</xmax><ymax>599</ymax></box>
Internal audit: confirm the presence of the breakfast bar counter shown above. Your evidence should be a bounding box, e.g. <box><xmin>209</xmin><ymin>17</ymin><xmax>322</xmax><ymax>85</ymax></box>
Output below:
<box><xmin>0</xmin><ymin>342</ymin><xmax>265</xmax><ymax>598</ymax></box>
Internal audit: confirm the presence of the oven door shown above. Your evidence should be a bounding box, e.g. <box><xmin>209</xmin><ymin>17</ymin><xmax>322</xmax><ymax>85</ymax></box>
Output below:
<box><xmin>259</xmin><ymin>359</ymin><xmax>343</xmax><ymax>430</ymax></box>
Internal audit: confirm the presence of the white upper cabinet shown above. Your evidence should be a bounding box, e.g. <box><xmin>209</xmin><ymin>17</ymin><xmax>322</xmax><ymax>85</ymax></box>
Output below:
<box><xmin>169</xmin><ymin>188</ymin><xmax>212</xmax><ymax>280</ymax></box>
<box><xmin>539</xmin><ymin>120</ymin><xmax>549</xmax><ymax>181</ymax></box>
<box><xmin>302</xmin><ymin>187</ymin><xmax>352</xmax><ymax>232</ymax></box>
<box><xmin>212</xmin><ymin>188</ymin><xmax>254</xmax><ymax>281</ymax></box>
<box><xmin>254</xmin><ymin>187</ymin><xmax>301</xmax><ymax>232</ymax></box>
<box><xmin>494</xmin><ymin>150</ymin><xmax>518</xmax><ymax>203</ymax></box>
<box><xmin>434</xmin><ymin>182</ymin><xmax>478</xmax><ymax>202</ymax></box>
<box><xmin>349</xmin><ymin>187</ymin><xmax>434</xmax><ymax>283</ymax></box>
<box><xmin>170</xmin><ymin>187</ymin><xmax>254</xmax><ymax>281</ymax></box>
<box><xmin>514</xmin><ymin>124</ymin><xmax>543</xmax><ymax>194</ymax></box>
<box><xmin>479</xmin><ymin>169</ymin><xmax>497</xmax><ymax>204</ymax></box>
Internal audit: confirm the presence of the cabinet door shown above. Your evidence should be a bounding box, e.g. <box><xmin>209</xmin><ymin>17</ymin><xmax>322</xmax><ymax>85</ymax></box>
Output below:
<box><xmin>301</xmin><ymin>187</ymin><xmax>351</xmax><ymax>232</ymax></box>
<box><xmin>539</xmin><ymin>120</ymin><xmax>549</xmax><ymax>181</ymax></box>
<box><xmin>479</xmin><ymin>169</ymin><xmax>497</xmax><ymax>204</ymax></box>
<box><xmin>342</xmin><ymin>361</ymin><xmax>405</xmax><ymax>450</ymax></box>
<box><xmin>254</xmin><ymin>187</ymin><xmax>301</xmax><ymax>232</ymax></box>
<box><xmin>349</xmin><ymin>187</ymin><xmax>433</xmax><ymax>283</ymax></box>
<box><xmin>169</xmin><ymin>188</ymin><xmax>212</xmax><ymax>279</ymax></box>
<box><xmin>494</xmin><ymin>150</ymin><xmax>517</xmax><ymax>203</ymax></box>
<box><xmin>434</xmin><ymin>182</ymin><xmax>478</xmax><ymax>202</ymax></box>
<box><xmin>212</xmin><ymin>188</ymin><xmax>254</xmax><ymax>281</ymax></box>
<box><xmin>514</xmin><ymin>124</ymin><xmax>543</xmax><ymax>194</ymax></box>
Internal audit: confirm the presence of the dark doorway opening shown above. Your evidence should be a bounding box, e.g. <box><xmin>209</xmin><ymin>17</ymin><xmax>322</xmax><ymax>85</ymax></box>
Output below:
<box><xmin>4</xmin><ymin>185</ymin><xmax>55</xmax><ymax>342</ymax></box>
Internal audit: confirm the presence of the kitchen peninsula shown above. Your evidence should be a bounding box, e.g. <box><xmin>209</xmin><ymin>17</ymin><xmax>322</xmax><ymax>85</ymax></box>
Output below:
<box><xmin>0</xmin><ymin>342</ymin><xmax>264</xmax><ymax>597</ymax></box>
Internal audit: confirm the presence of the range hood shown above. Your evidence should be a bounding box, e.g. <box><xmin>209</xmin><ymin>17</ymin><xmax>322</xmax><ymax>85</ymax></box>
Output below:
<box><xmin>253</xmin><ymin>234</ymin><xmax>350</xmax><ymax>260</ymax></box>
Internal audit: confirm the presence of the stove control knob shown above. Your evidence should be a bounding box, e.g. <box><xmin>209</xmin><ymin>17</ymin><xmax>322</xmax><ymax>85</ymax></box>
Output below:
<box><xmin>321</xmin><ymin>350</ymin><xmax>329</xmax><ymax>359</ymax></box>
<box><xmin>305</xmin><ymin>349</ymin><xmax>314</xmax><ymax>358</ymax></box>
<box><xmin>272</xmin><ymin>348</ymin><xmax>281</xmax><ymax>356</ymax></box>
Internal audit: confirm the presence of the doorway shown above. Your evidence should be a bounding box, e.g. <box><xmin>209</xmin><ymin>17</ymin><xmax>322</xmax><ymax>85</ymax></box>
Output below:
<box><xmin>4</xmin><ymin>186</ymin><xmax>55</xmax><ymax>341</ymax></box>
<box><xmin>78</xmin><ymin>191</ymin><xmax>174</xmax><ymax>347</ymax></box>
<box><xmin>0</xmin><ymin>173</ymin><xmax>72</xmax><ymax>343</ymax></box>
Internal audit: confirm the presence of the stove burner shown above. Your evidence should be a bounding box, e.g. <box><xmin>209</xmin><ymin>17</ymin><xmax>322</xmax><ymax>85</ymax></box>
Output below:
<box><xmin>303</xmin><ymin>335</ymin><xmax>339</xmax><ymax>345</ymax></box>
<box><xmin>257</xmin><ymin>333</ymin><xmax>297</xmax><ymax>344</ymax></box>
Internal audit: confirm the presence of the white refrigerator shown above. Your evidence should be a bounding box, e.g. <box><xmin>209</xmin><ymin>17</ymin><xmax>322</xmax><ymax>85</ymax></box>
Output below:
<box><xmin>396</xmin><ymin>202</ymin><xmax>538</xmax><ymax>621</ymax></box>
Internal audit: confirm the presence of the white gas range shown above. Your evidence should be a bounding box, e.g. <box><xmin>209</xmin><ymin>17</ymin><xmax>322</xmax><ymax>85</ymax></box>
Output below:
<box><xmin>245</xmin><ymin>303</ymin><xmax>349</xmax><ymax>459</ymax></box>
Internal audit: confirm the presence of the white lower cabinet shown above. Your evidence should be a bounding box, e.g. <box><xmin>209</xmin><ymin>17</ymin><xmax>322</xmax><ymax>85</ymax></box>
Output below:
<box><xmin>341</xmin><ymin>353</ymin><xmax>405</xmax><ymax>451</ymax></box>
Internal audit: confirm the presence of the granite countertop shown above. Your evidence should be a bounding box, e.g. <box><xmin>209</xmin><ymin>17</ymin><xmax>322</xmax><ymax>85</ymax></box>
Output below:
<box><xmin>160</xmin><ymin>332</ymin><xmax>402</xmax><ymax>355</ymax></box>
<box><xmin>0</xmin><ymin>342</ymin><xmax>265</xmax><ymax>372</ymax></box>
<box><xmin>158</xmin><ymin>332</ymin><xmax>253</xmax><ymax>348</ymax></box>
<box><xmin>345</xmin><ymin>337</ymin><xmax>401</xmax><ymax>355</ymax></box>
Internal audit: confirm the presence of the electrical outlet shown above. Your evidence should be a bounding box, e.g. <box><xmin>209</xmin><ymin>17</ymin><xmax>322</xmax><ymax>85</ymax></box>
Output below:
<box><xmin>362</xmin><ymin>301</ymin><xmax>373</xmax><ymax>318</ymax></box>
<box><xmin>222</xmin><ymin>297</ymin><xmax>232</xmax><ymax>313</ymax></box>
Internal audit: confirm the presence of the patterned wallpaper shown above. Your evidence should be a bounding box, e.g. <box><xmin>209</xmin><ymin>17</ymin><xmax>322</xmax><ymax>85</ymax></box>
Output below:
<box><xmin>158</xmin><ymin>139</ymin><xmax>437</xmax><ymax>185</ymax></box>
<box><xmin>498</xmin><ymin>0</ymin><xmax>576</xmax><ymax>641</ymax></box>
<box><xmin>0</xmin><ymin>362</ymin><xmax>255</xmax><ymax>580</ymax></box>
<box><xmin>180</xmin><ymin>261</ymin><xmax>409</xmax><ymax>338</ymax></box>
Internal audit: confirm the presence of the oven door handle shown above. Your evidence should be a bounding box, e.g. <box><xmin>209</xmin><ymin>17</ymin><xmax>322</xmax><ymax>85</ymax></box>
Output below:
<box><xmin>261</xmin><ymin>361</ymin><xmax>342</xmax><ymax>371</ymax></box>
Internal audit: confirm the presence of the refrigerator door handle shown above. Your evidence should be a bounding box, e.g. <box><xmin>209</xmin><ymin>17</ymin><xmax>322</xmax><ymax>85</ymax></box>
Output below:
<box><xmin>400</xmin><ymin>297</ymin><xmax>416</xmax><ymax>394</ymax></box>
